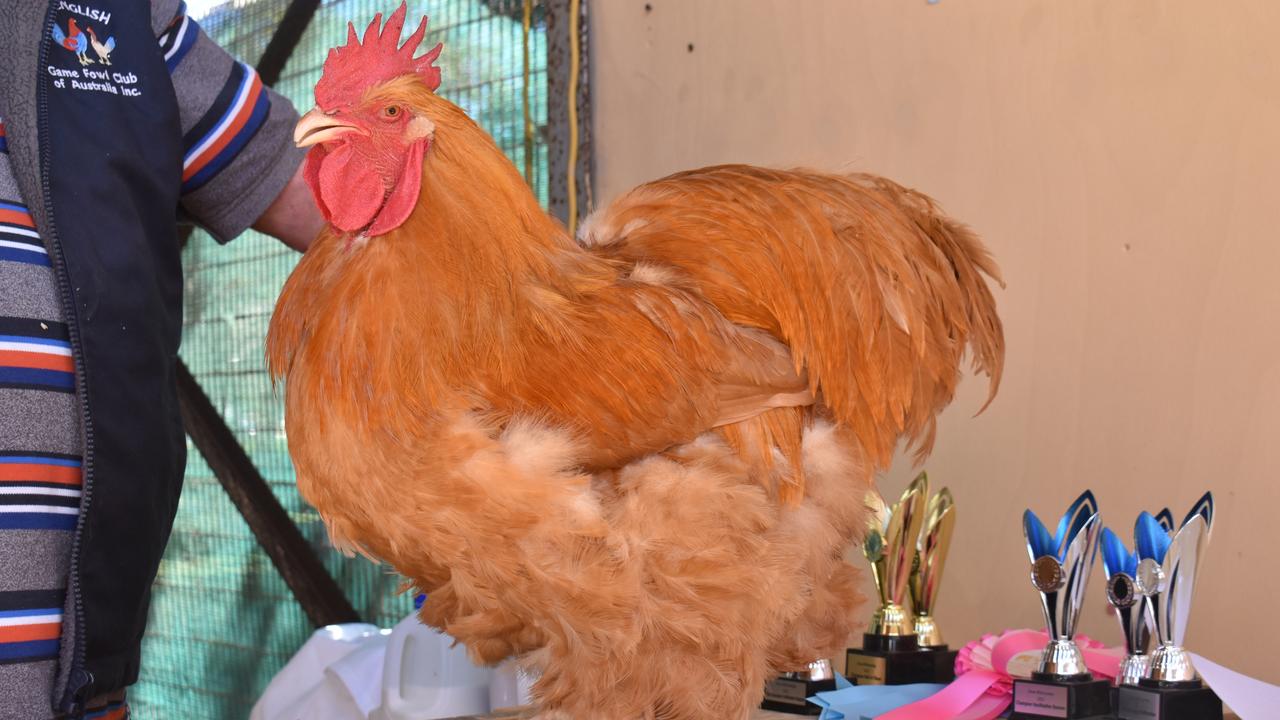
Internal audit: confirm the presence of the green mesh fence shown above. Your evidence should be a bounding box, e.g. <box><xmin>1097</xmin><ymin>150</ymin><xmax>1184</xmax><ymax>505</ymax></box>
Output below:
<box><xmin>130</xmin><ymin>2</ymin><xmax>549</xmax><ymax>717</ymax></box>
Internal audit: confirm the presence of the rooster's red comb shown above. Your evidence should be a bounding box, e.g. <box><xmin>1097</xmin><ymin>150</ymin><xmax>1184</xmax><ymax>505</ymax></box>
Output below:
<box><xmin>315</xmin><ymin>1</ymin><xmax>443</xmax><ymax>109</ymax></box>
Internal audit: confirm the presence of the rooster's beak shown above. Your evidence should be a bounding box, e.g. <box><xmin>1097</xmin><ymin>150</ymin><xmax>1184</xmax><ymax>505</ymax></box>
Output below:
<box><xmin>294</xmin><ymin>108</ymin><xmax>360</xmax><ymax>148</ymax></box>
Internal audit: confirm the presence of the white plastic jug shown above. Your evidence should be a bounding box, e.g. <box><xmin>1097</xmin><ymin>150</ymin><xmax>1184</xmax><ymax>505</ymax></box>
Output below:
<box><xmin>373</xmin><ymin>596</ymin><xmax>492</xmax><ymax>720</ymax></box>
<box><xmin>252</xmin><ymin>623</ymin><xmax>387</xmax><ymax>720</ymax></box>
<box><xmin>487</xmin><ymin>659</ymin><xmax>536</xmax><ymax>712</ymax></box>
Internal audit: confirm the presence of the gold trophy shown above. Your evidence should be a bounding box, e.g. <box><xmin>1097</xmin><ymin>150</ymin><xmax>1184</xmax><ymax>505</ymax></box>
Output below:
<box><xmin>908</xmin><ymin>480</ymin><xmax>958</xmax><ymax>681</ymax></box>
<box><xmin>845</xmin><ymin>472</ymin><xmax>942</xmax><ymax>685</ymax></box>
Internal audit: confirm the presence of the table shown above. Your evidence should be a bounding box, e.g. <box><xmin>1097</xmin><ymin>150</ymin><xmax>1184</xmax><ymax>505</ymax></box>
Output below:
<box><xmin>447</xmin><ymin>710</ymin><xmax>797</xmax><ymax>719</ymax></box>
<box><xmin>446</xmin><ymin>707</ymin><xmax>1240</xmax><ymax>720</ymax></box>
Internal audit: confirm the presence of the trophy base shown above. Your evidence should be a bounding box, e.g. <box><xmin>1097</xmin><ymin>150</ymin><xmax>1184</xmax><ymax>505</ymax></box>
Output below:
<box><xmin>1116</xmin><ymin>681</ymin><xmax>1223</xmax><ymax>720</ymax></box>
<box><xmin>844</xmin><ymin>635</ymin><xmax>956</xmax><ymax>685</ymax></box>
<box><xmin>1008</xmin><ymin>676</ymin><xmax>1113</xmax><ymax>719</ymax></box>
<box><xmin>760</xmin><ymin>674</ymin><xmax>837</xmax><ymax>715</ymax></box>
<box><xmin>923</xmin><ymin>646</ymin><xmax>958</xmax><ymax>683</ymax></box>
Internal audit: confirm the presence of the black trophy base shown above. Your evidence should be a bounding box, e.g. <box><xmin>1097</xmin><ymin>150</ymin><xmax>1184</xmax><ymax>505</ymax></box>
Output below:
<box><xmin>844</xmin><ymin>634</ymin><xmax>957</xmax><ymax>685</ymax></box>
<box><xmin>1008</xmin><ymin>675</ymin><xmax>1113</xmax><ymax>719</ymax></box>
<box><xmin>760</xmin><ymin>674</ymin><xmax>837</xmax><ymax>715</ymax></box>
<box><xmin>925</xmin><ymin>646</ymin><xmax>958</xmax><ymax>683</ymax></box>
<box><xmin>1116</xmin><ymin>680</ymin><xmax>1223</xmax><ymax>720</ymax></box>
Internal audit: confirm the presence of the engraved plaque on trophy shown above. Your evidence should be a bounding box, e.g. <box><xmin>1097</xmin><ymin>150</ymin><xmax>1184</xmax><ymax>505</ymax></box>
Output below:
<box><xmin>1009</xmin><ymin>490</ymin><xmax>1113</xmax><ymax>720</ymax></box>
<box><xmin>1117</xmin><ymin>493</ymin><xmax>1223</xmax><ymax>720</ymax></box>
<box><xmin>761</xmin><ymin>659</ymin><xmax>837</xmax><ymax>715</ymax></box>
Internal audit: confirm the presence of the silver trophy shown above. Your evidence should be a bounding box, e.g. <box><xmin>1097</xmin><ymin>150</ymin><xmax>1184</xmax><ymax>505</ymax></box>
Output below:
<box><xmin>1133</xmin><ymin>493</ymin><xmax>1214</xmax><ymax>686</ymax></box>
<box><xmin>1101</xmin><ymin>510</ymin><xmax>1172</xmax><ymax>686</ymax></box>
<box><xmin>1022</xmin><ymin>490</ymin><xmax>1102</xmax><ymax>678</ymax></box>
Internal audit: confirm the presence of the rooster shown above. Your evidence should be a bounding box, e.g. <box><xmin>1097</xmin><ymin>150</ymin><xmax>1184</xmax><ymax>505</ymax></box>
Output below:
<box><xmin>51</xmin><ymin>18</ymin><xmax>92</xmax><ymax>66</ymax></box>
<box><xmin>267</xmin><ymin>4</ymin><xmax>1005</xmax><ymax>718</ymax></box>
<box><xmin>84</xmin><ymin>26</ymin><xmax>115</xmax><ymax>66</ymax></box>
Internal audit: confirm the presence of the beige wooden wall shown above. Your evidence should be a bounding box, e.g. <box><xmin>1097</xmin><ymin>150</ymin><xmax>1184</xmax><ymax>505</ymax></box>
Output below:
<box><xmin>589</xmin><ymin>0</ymin><xmax>1280</xmax><ymax>682</ymax></box>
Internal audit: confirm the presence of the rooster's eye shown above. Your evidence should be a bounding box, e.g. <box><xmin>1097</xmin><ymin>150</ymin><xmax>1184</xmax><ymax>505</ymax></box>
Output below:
<box><xmin>382</xmin><ymin>105</ymin><xmax>401</xmax><ymax>120</ymax></box>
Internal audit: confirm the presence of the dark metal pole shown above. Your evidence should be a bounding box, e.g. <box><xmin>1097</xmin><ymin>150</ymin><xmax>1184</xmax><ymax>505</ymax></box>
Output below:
<box><xmin>176</xmin><ymin>362</ymin><xmax>360</xmax><ymax>627</ymax></box>
<box><xmin>256</xmin><ymin>0</ymin><xmax>324</xmax><ymax>87</ymax></box>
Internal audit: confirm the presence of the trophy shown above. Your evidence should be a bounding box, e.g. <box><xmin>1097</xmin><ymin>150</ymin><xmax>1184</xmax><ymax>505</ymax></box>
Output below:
<box><xmin>1010</xmin><ymin>490</ymin><xmax>1113</xmax><ymax>720</ymax></box>
<box><xmin>761</xmin><ymin>659</ymin><xmax>837</xmax><ymax>715</ymax></box>
<box><xmin>907</xmin><ymin>479</ymin><xmax>958</xmax><ymax>682</ymax></box>
<box><xmin>1101</xmin><ymin>509</ymin><xmax>1172</xmax><ymax>687</ymax></box>
<box><xmin>1118</xmin><ymin>493</ymin><xmax>1223</xmax><ymax>720</ymax></box>
<box><xmin>845</xmin><ymin>473</ymin><xmax>939</xmax><ymax>685</ymax></box>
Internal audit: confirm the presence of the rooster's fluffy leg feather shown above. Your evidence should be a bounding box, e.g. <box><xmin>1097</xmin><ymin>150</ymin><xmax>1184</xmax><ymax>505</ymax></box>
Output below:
<box><xmin>298</xmin><ymin>413</ymin><xmax>871</xmax><ymax>719</ymax></box>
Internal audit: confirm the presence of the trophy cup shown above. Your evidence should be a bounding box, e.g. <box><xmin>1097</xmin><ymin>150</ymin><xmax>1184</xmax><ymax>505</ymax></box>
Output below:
<box><xmin>761</xmin><ymin>659</ymin><xmax>837</xmax><ymax>715</ymax></box>
<box><xmin>908</xmin><ymin>479</ymin><xmax>958</xmax><ymax>682</ymax></box>
<box><xmin>845</xmin><ymin>473</ymin><xmax>938</xmax><ymax>685</ymax></box>
<box><xmin>1009</xmin><ymin>490</ymin><xmax>1113</xmax><ymax>720</ymax></box>
<box><xmin>1101</xmin><ymin>509</ymin><xmax>1172</xmax><ymax>688</ymax></box>
<box><xmin>1118</xmin><ymin>493</ymin><xmax>1223</xmax><ymax>720</ymax></box>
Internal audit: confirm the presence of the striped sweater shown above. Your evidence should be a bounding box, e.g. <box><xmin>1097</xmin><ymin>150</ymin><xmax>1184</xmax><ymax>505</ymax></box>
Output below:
<box><xmin>0</xmin><ymin>0</ymin><xmax>305</xmax><ymax>716</ymax></box>
<box><xmin>0</xmin><ymin>114</ymin><xmax>85</xmax><ymax>719</ymax></box>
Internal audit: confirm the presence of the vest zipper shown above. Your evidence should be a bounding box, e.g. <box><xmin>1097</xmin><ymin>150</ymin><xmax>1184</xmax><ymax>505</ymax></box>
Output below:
<box><xmin>38</xmin><ymin>1</ymin><xmax>98</xmax><ymax>713</ymax></box>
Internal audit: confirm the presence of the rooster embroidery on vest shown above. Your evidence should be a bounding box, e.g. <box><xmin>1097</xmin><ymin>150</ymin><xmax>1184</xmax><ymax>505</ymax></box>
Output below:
<box><xmin>51</xmin><ymin>18</ymin><xmax>92</xmax><ymax>66</ymax></box>
<box><xmin>84</xmin><ymin>26</ymin><xmax>115</xmax><ymax>66</ymax></box>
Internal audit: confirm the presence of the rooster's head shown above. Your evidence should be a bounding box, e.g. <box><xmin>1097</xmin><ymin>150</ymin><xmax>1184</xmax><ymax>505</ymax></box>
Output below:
<box><xmin>294</xmin><ymin>2</ymin><xmax>446</xmax><ymax>237</ymax></box>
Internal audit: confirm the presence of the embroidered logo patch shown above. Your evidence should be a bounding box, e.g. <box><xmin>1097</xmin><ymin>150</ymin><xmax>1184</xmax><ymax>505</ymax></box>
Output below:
<box><xmin>47</xmin><ymin>2</ymin><xmax>139</xmax><ymax>97</ymax></box>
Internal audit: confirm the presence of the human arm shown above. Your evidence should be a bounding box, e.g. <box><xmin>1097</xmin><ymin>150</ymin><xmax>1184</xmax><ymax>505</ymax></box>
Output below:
<box><xmin>153</xmin><ymin>1</ymin><xmax>319</xmax><ymax>249</ymax></box>
<box><xmin>251</xmin><ymin>162</ymin><xmax>324</xmax><ymax>252</ymax></box>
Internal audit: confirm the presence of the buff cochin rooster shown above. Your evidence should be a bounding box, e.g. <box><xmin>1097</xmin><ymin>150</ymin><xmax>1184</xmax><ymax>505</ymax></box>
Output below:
<box><xmin>267</xmin><ymin>5</ymin><xmax>1005</xmax><ymax>718</ymax></box>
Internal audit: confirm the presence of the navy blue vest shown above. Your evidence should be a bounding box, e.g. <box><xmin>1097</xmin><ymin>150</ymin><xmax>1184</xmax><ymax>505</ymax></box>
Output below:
<box><xmin>39</xmin><ymin>0</ymin><xmax>187</xmax><ymax>708</ymax></box>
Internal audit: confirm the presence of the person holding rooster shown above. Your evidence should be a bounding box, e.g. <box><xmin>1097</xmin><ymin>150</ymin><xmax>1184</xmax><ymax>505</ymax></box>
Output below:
<box><xmin>0</xmin><ymin>1</ymin><xmax>321</xmax><ymax>718</ymax></box>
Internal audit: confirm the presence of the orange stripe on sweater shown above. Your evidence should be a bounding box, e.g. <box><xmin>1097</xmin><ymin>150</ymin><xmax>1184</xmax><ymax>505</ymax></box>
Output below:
<box><xmin>0</xmin><ymin>621</ymin><xmax>60</xmax><ymax>644</ymax></box>
<box><xmin>98</xmin><ymin>705</ymin><xmax>128</xmax><ymax>720</ymax></box>
<box><xmin>0</xmin><ymin>349</ymin><xmax>73</xmax><ymax>372</ymax></box>
<box><xmin>182</xmin><ymin>74</ymin><xmax>263</xmax><ymax>182</ymax></box>
<box><xmin>0</xmin><ymin>208</ymin><xmax>35</xmax><ymax>228</ymax></box>
<box><xmin>0</xmin><ymin>463</ymin><xmax>81</xmax><ymax>485</ymax></box>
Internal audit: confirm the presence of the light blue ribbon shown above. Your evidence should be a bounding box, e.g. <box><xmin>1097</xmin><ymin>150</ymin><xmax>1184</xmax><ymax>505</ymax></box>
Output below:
<box><xmin>807</xmin><ymin>677</ymin><xmax>945</xmax><ymax>720</ymax></box>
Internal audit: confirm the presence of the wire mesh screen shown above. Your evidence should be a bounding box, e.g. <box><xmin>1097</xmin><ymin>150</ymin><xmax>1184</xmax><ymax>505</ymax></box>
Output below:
<box><xmin>130</xmin><ymin>2</ymin><xmax>549</xmax><ymax>717</ymax></box>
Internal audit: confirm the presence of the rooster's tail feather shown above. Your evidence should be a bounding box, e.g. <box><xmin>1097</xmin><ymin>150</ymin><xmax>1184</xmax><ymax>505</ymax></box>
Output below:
<box><xmin>586</xmin><ymin>165</ymin><xmax>1006</xmax><ymax>471</ymax></box>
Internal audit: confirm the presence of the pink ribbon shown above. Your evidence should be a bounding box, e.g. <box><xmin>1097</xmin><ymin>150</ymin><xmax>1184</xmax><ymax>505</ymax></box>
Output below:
<box><xmin>873</xmin><ymin>670</ymin><xmax>1007</xmax><ymax>720</ymax></box>
<box><xmin>876</xmin><ymin>630</ymin><xmax>1122</xmax><ymax>720</ymax></box>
